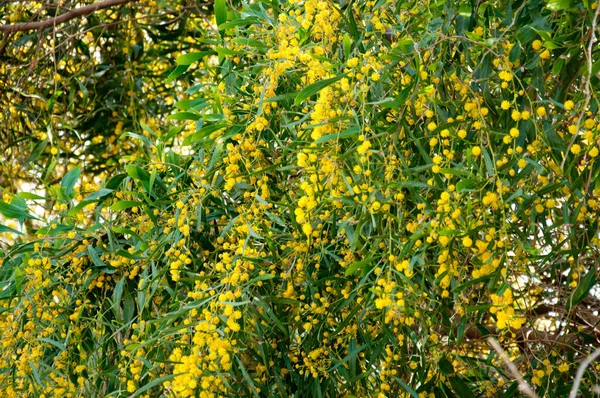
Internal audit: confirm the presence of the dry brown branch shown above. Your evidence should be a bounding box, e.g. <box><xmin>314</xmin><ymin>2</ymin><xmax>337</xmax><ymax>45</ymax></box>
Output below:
<box><xmin>0</xmin><ymin>0</ymin><xmax>138</xmax><ymax>33</ymax></box>
<box><xmin>488</xmin><ymin>337</ymin><xmax>539</xmax><ymax>398</ymax></box>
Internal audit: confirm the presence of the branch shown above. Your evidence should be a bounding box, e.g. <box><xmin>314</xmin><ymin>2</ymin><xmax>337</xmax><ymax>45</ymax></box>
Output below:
<box><xmin>0</xmin><ymin>0</ymin><xmax>139</xmax><ymax>33</ymax></box>
<box><xmin>487</xmin><ymin>337</ymin><xmax>539</xmax><ymax>398</ymax></box>
<box><xmin>569</xmin><ymin>346</ymin><xmax>600</xmax><ymax>398</ymax></box>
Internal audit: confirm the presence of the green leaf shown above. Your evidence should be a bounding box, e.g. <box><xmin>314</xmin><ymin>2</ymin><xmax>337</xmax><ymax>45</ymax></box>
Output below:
<box><xmin>248</xmin><ymin>274</ymin><xmax>276</xmax><ymax>284</ymax></box>
<box><xmin>396</xmin><ymin>379</ymin><xmax>420</xmax><ymax>398</ymax></box>
<box><xmin>88</xmin><ymin>245</ymin><xmax>106</xmax><ymax>268</ymax></box>
<box><xmin>124</xmin><ymin>293</ymin><xmax>135</xmax><ymax>323</ymax></box>
<box><xmin>67</xmin><ymin>189</ymin><xmax>114</xmax><ymax>216</ymax></box>
<box><xmin>219</xmin><ymin>17</ymin><xmax>261</xmax><ymax>30</ymax></box>
<box><xmin>0</xmin><ymin>201</ymin><xmax>38</xmax><ymax>220</ymax></box>
<box><xmin>110</xmin><ymin>200</ymin><xmax>142</xmax><ymax>211</ymax></box>
<box><xmin>18</xmin><ymin>192</ymin><xmax>48</xmax><ymax>200</ymax></box>
<box><xmin>167</xmin><ymin>112</ymin><xmax>201</xmax><ymax>121</ymax></box>
<box><xmin>439</xmin><ymin>358</ymin><xmax>455</xmax><ymax>374</ymax></box>
<box><xmin>236</xmin><ymin>358</ymin><xmax>261</xmax><ymax>398</ymax></box>
<box><xmin>121</xmin><ymin>131</ymin><xmax>153</xmax><ymax>146</ymax></box>
<box><xmin>294</xmin><ymin>73</ymin><xmax>347</xmax><ymax>105</ymax></box>
<box><xmin>176</xmin><ymin>51</ymin><xmax>216</xmax><ymax>66</ymax></box>
<box><xmin>449</xmin><ymin>377</ymin><xmax>477</xmax><ymax>398</ymax></box>
<box><xmin>84</xmin><ymin>188</ymin><xmax>113</xmax><ymax>202</ymax></box>
<box><xmin>183</xmin><ymin>123</ymin><xmax>228</xmax><ymax>146</ymax></box>
<box><xmin>130</xmin><ymin>373</ymin><xmax>180</xmax><ymax>397</ymax></box>
<box><xmin>106</xmin><ymin>173</ymin><xmax>127</xmax><ymax>190</ymax></box>
<box><xmin>0</xmin><ymin>223</ymin><xmax>25</xmax><ymax>236</ymax></box>
<box><xmin>458</xmin><ymin>4</ymin><xmax>472</xmax><ymax>16</ymax></box>
<box><xmin>215</xmin><ymin>0</ymin><xmax>227</xmax><ymax>28</ymax></box>
<box><xmin>568</xmin><ymin>269</ymin><xmax>597</xmax><ymax>308</ymax></box>
<box><xmin>456</xmin><ymin>178</ymin><xmax>479</xmax><ymax>192</ymax></box>
<box><xmin>61</xmin><ymin>166</ymin><xmax>81</xmax><ymax>197</ymax></box>
<box><xmin>343</xmin><ymin>33</ymin><xmax>352</xmax><ymax>59</ymax></box>
<box><xmin>345</xmin><ymin>257</ymin><xmax>376</xmax><ymax>276</ymax></box>
<box><xmin>36</xmin><ymin>337</ymin><xmax>66</xmax><ymax>352</ymax></box>
<box><xmin>112</xmin><ymin>276</ymin><xmax>125</xmax><ymax>322</ymax></box>
<box><xmin>546</xmin><ymin>0</ymin><xmax>577</xmax><ymax>10</ymax></box>
<box><xmin>315</xmin><ymin>126</ymin><xmax>360</xmax><ymax>144</ymax></box>
<box><xmin>126</xmin><ymin>164</ymin><xmax>150</xmax><ymax>185</ymax></box>
<box><xmin>166</xmin><ymin>64</ymin><xmax>190</xmax><ymax>83</ymax></box>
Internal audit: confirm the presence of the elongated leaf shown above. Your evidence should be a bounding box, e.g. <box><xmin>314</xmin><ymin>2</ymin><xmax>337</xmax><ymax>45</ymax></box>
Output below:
<box><xmin>18</xmin><ymin>192</ymin><xmax>47</xmax><ymax>200</ymax></box>
<box><xmin>345</xmin><ymin>257</ymin><xmax>376</xmax><ymax>276</ymax></box>
<box><xmin>219</xmin><ymin>17</ymin><xmax>260</xmax><ymax>30</ymax></box>
<box><xmin>0</xmin><ymin>223</ymin><xmax>25</xmax><ymax>236</ymax></box>
<box><xmin>167</xmin><ymin>112</ymin><xmax>201</xmax><ymax>121</ymax></box>
<box><xmin>568</xmin><ymin>269</ymin><xmax>597</xmax><ymax>309</ymax></box>
<box><xmin>176</xmin><ymin>51</ymin><xmax>216</xmax><ymax>66</ymax></box>
<box><xmin>294</xmin><ymin>73</ymin><xmax>347</xmax><ymax>105</ymax></box>
<box><xmin>120</xmin><ymin>131</ymin><xmax>153</xmax><ymax>146</ymax></box>
<box><xmin>61</xmin><ymin>166</ymin><xmax>81</xmax><ymax>197</ymax></box>
<box><xmin>84</xmin><ymin>188</ymin><xmax>113</xmax><ymax>202</ymax></box>
<box><xmin>394</xmin><ymin>379</ymin><xmax>420</xmax><ymax>398</ymax></box>
<box><xmin>126</xmin><ymin>164</ymin><xmax>150</xmax><ymax>184</ymax></box>
<box><xmin>315</xmin><ymin>126</ymin><xmax>360</xmax><ymax>144</ymax></box>
<box><xmin>106</xmin><ymin>173</ymin><xmax>127</xmax><ymax>190</ymax></box>
<box><xmin>215</xmin><ymin>0</ymin><xmax>227</xmax><ymax>28</ymax></box>
<box><xmin>0</xmin><ymin>201</ymin><xmax>38</xmax><ymax>220</ymax></box>
<box><xmin>183</xmin><ymin>123</ymin><xmax>228</xmax><ymax>145</ymax></box>
<box><xmin>449</xmin><ymin>377</ymin><xmax>477</xmax><ymax>398</ymax></box>
<box><xmin>110</xmin><ymin>200</ymin><xmax>142</xmax><ymax>211</ymax></box>
<box><xmin>166</xmin><ymin>64</ymin><xmax>189</xmax><ymax>83</ymax></box>
<box><xmin>130</xmin><ymin>373</ymin><xmax>180</xmax><ymax>397</ymax></box>
<box><xmin>36</xmin><ymin>337</ymin><xmax>66</xmax><ymax>352</ymax></box>
<box><xmin>88</xmin><ymin>245</ymin><xmax>106</xmax><ymax>268</ymax></box>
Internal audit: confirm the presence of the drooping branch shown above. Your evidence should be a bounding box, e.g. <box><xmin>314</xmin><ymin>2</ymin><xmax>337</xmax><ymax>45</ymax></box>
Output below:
<box><xmin>0</xmin><ymin>0</ymin><xmax>139</xmax><ymax>33</ymax></box>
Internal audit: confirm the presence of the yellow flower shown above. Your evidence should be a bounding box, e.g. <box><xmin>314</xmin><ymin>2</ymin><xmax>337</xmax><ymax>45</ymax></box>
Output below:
<box><xmin>584</xmin><ymin>118</ymin><xmax>595</xmax><ymax>129</ymax></box>
<box><xmin>462</xmin><ymin>236</ymin><xmax>473</xmax><ymax>247</ymax></box>
<box><xmin>540</xmin><ymin>49</ymin><xmax>551</xmax><ymax>59</ymax></box>
<box><xmin>302</xmin><ymin>222</ymin><xmax>313</xmax><ymax>236</ymax></box>
<box><xmin>536</xmin><ymin>106</ymin><xmax>546</xmax><ymax>117</ymax></box>
<box><xmin>472</xmin><ymin>146</ymin><xmax>481</xmax><ymax>157</ymax></box>
<box><xmin>357</xmin><ymin>140</ymin><xmax>371</xmax><ymax>155</ymax></box>
<box><xmin>500</xmin><ymin>100</ymin><xmax>511</xmax><ymax>110</ymax></box>
<box><xmin>51</xmin><ymin>147</ymin><xmax>59</xmax><ymax>155</ymax></box>
<box><xmin>371</xmin><ymin>72</ymin><xmax>380</xmax><ymax>82</ymax></box>
<box><xmin>558</xmin><ymin>363</ymin><xmax>569</xmax><ymax>373</ymax></box>
<box><xmin>570</xmin><ymin>144</ymin><xmax>581</xmax><ymax>155</ymax></box>
<box><xmin>370</xmin><ymin>201</ymin><xmax>381</xmax><ymax>213</ymax></box>
<box><xmin>564</xmin><ymin>100</ymin><xmax>574</xmax><ymax>110</ymax></box>
<box><xmin>532</xmin><ymin>39</ymin><xmax>543</xmax><ymax>51</ymax></box>
<box><xmin>589</xmin><ymin>147</ymin><xmax>599</xmax><ymax>157</ymax></box>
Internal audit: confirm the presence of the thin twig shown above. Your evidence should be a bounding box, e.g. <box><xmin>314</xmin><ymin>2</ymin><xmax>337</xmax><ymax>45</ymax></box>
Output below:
<box><xmin>487</xmin><ymin>337</ymin><xmax>539</xmax><ymax>398</ymax></box>
<box><xmin>0</xmin><ymin>0</ymin><xmax>138</xmax><ymax>33</ymax></box>
<box><xmin>569</xmin><ymin>347</ymin><xmax>600</xmax><ymax>398</ymax></box>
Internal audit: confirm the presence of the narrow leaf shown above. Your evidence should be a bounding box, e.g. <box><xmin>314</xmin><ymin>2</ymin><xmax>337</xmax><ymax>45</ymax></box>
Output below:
<box><xmin>295</xmin><ymin>74</ymin><xmax>346</xmax><ymax>105</ymax></box>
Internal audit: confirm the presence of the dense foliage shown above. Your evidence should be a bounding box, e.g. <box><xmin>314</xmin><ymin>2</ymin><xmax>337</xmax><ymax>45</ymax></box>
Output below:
<box><xmin>1</xmin><ymin>0</ymin><xmax>600</xmax><ymax>397</ymax></box>
<box><xmin>0</xmin><ymin>0</ymin><xmax>209</xmax><ymax>192</ymax></box>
